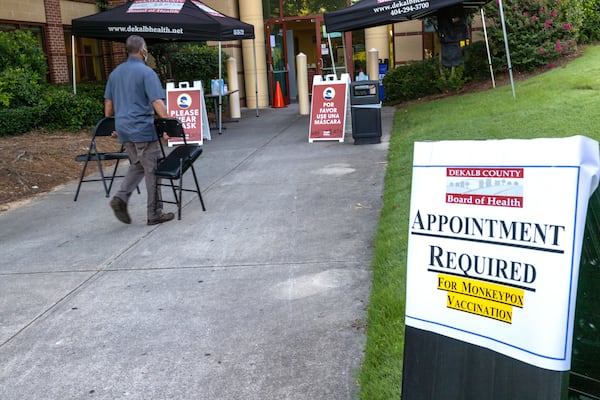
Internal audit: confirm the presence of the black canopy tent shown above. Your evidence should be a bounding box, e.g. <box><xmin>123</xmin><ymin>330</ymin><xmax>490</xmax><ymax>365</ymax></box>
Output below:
<box><xmin>71</xmin><ymin>0</ymin><xmax>254</xmax><ymax>42</ymax></box>
<box><xmin>71</xmin><ymin>0</ymin><xmax>259</xmax><ymax>132</ymax></box>
<box><xmin>324</xmin><ymin>0</ymin><xmax>515</xmax><ymax>97</ymax></box>
<box><xmin>323</xmin><ymin>0</ymin><xmax>490</xmax><ymax>33</ymax></box>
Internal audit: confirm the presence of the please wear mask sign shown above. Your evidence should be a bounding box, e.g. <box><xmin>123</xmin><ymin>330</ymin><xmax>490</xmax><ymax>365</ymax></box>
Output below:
<box><xmin>405</xmin><ymin>135</ymin><xmax>600</xmax><ymax>371</ymax></box>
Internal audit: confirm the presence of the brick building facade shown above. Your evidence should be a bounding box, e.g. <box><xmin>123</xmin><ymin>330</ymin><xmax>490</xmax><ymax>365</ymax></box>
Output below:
<box><xmin>1</xmin><ymin>0</ymin><xmax>481</xmax><ymax>107</ymax></box>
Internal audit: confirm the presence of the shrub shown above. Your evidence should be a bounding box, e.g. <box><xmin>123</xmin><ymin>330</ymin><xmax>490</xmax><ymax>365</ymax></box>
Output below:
<box><xmin>150</xmin><ymin>42</ymin><xmax>228</xmax><ymax>89</ymax></box>
<box><xmin>0</xmin><ymin>31</ymin><xmax>46</xmax><ymax>109</ymax></box>
<box><xmin>578</xmin><ymin>0</ymin><xmax>600</xmax><ymax>43</ymax></box>
<box><xmin>436</xmin><ymin>65</ymin><xmax>467</xmax><ymax>92</ymax></box>
<box><xmin>464</xmin><ymin>40</ymin><xmax>491</xmax><ymax>80</ymax></box>
<box><xmin>75</xmin><ymin>82</ymin><xmax>107</xmax><ymax>103</ymax></box>
<box><xmin>0</xmin><ymin>67</ymin><xmax>43</xmax><ymax>107</ymax></box>
<box><xmin>484</xmin><ymin>0</ymin><xmax>579</xmax><ymax>71</ymax></box>
<box><xmin>0</xmin><ymin>30</ymin><xmax>47</xmax><ymax>78</ymax></box>
<box><xmin>41</xmin><ymin>86</ymin><xmax>103</xmax><ymax>131</ymax></box>
<box><xmin>0</xmin><ymin>30</ymin><xmax>105</xmax><ymax>134</ymax></box>
<box><xmin>383</xmin><ymin>58</ymin><xmax>441</xmax><ymax>104</ymax></box>
<box><xmin>0</xmin><ymin>104</ymin><xmax>46</xmax><ymax>136</ymax></box>
<box><xmin>0</xmin><ymin>84</ymin><xmax>102</xmax><ymax>135</ymax></box>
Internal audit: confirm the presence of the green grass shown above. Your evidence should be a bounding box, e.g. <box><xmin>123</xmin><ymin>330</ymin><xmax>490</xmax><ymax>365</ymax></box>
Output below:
<box><xmin>358</xmin><ymin>45</ymin><xmax>600</xmax><ymax>400</ymax></box>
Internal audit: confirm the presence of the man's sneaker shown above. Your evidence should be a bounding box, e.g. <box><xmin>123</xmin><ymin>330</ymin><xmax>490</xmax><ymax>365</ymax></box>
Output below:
<box><xmin>110</xmin><ymin>197</ymin><xmax>131</xmax><ymax>224</ymax></box>
<box><xmin>147</xmin><ymin>212</ymin><xmax>175</xmax><ymax>225</ymax></box>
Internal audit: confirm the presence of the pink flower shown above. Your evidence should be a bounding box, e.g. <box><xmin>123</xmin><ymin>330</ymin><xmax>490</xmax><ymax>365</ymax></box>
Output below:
<box><xmin>545</xmin><ymin>19</ymin><xmax>553</xmax><ymax>28</ymax></box>
<box><xmin>555</xmin><ymin>40</ymin><xmax>563</xmax><ymax>52</ymax></box>
<box><xmin>539</xmin><ymin>48</ymin><xmax>545</xmax><ymax>54</ymax></box>
<box><xmin>532</xmin><ymin>15</ymin><xmax>538</xmax><ymax>20</ymax></box>
<box><xmin>523</xmin><ymin>11</ymin><xmax>529</xmax><ymax>17</ymax></box>
<box><xmin>547</xmin><ymin>63</ymin><xmax>555</xmax><ymax>69</ymax></box>
<box><xmin>563</xmin><ymin>23</ymin><xmax>571</xmax><ymax>29</ymax></box>
<box><xmin>551</xmin><ymin>10</ymin><xmax>557</xmax><ymax>17</ymax></box>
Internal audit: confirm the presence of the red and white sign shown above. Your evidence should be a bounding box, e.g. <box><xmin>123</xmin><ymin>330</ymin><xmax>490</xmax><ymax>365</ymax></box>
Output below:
<box><xmin>309</xmin><ymin>74</ymin><xmax>349</xmax><ymax>143</ymax></box>
<box><xmin>445</xmin><ymin>167</ymin><xmax>524</xmax><ymax>208</ymax></box>
<box><xmin>127</xmin><ymin>0</ymin><xmax>185</xmax><ymax>13</ymax></box>
<box><xmin>166</xmin><ymin>81</ymin><xmax>204</xmax><ymax>145</ymax></box>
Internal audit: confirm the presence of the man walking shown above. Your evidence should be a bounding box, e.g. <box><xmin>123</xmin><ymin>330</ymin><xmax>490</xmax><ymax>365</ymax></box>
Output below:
<box><xmin>105</xmin><ymin>35</ymin><xmax>174</xmax><ymax>225</ymax></box>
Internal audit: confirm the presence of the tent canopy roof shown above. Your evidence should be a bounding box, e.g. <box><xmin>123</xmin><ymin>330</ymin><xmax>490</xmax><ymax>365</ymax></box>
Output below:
<box><xmin>72</xmin><ymin>0</ymin><xmax>254</xmax><ymax>42</ymax></box>
<box><xmin>324</xmin><ymin>0</ymin><xmax>490</xmax><ymax>32</ymax></box>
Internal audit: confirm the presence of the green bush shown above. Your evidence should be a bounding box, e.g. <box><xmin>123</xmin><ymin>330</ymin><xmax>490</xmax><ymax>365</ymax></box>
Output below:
<box><xmin>41</xmin><ymin>87</ymin><xmax>103</xmax><ymax>131</ymax></box>
<box><xmin>0</xmin><ymin>31</ymin><xmax>46</xmax><ymax>109</ymax></box>
<box><xmin>0</xmin><ymin>104</ymin><xmax>46</xmax><ymax>136</ymax></box>
<box><xmin>74</xmin><ymin>82</ymin><xmax>107</xmax><ymax>102</ymax></box>
<box><xmin>484</xmin><ymin>0</ymin><xmax>579</xmax><ymax>71</ymax></box>
<box><xmin>0</xmin><ymin>84</ymin><xmax>104</xmax><ymax>135</ymax></box>
<box><xmin>464</xmin><ymin>40</ymin><xmax>491</xmax><ymax>80</ymax></box>
<box><xmin>150</xmin><ymin>42</ymin><xmax>227</xmax><ymax>89</ymax></box>
<box><xmin>436</xmin><ymin>65</ymin><xmax>467</xmax><ymax>92</ymax></box>
<box><xmin>0</xmin><ymin>30</ymin><xmax>47</xmax><ymax>78</ymax></box>
<box><xmin>0</xmin><ymin>30</ymin><xmax>105</xmax><ymax>135</ymax></box>
<box><xmin>578</xmin><ymin>0</ymin><xmax>600</xmax><ymax>43</ymax></box>
<box><xmin>383</xmin><ymin>58</ymin><xmax>441</xmax><ymax>104</ymax></box>
<box><xmin>0</xmin><ymin>67</ymin><xmax>43</xmax><ymax>107</ymax></box>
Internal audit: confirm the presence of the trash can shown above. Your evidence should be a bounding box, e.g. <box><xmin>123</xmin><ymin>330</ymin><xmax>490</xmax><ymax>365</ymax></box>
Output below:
<box><xmin>350</xmin><ymin>80</ymin><xmax>382</xmax><ymax>145</ymax></box>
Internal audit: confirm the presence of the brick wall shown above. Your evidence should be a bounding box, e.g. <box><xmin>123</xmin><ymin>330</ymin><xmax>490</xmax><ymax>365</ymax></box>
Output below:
<box><xmin>105</xmin><ymin>0</ymin><xmax>127</xmax><ymax>72</ymax></box>
<box><xmin>44</xmin><ymin>0</ymin><xmax>69</xmax><ymax>83</ymax></box>
<box><xmin>40</xmin><ymin>0</ymin><xmax>127</xmax><ymax>83</ymax></box>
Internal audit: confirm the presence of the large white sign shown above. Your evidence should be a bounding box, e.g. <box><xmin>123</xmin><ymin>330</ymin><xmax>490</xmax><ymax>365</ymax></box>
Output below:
<box><xmin>405</xmin><ymin>136</ymin><xmax>600</xmax><ymax>371</ymax></box>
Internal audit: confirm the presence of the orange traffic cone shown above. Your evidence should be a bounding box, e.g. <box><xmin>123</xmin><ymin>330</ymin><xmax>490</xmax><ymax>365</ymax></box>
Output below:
<box><xmin>272</xmin><ymin>81</ymin><xmax>286</xmax><ymax>108</ymax></box>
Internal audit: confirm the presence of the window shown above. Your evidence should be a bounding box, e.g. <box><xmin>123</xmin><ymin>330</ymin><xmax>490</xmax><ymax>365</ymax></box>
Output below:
<box><xmin>64</xmin><ymin>30</ymin><xmax>105</xmax><ymax>82</ymax></box>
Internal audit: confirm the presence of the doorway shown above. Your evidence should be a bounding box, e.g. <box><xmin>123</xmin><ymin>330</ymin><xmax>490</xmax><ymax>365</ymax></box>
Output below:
<box><xmin>265</xmin><ymin>16</ymin><xmax>354</xmax><ymax>105</ymax></box>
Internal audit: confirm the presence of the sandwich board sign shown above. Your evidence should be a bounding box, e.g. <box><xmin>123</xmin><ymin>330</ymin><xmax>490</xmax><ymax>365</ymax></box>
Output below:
<box><xmin>308</xmin><ymin>74</ymin><xmax>350</xmax><ymax>143</ymax></box>
<box><xmin>403</xmin><ymin>136</ymin><xmax>600</xmax><ymax>399</ymax></box>
<box><xmin>166</xmin><ymin>80</ymin><xmax>211</xmax><ymax>145</ymax></box>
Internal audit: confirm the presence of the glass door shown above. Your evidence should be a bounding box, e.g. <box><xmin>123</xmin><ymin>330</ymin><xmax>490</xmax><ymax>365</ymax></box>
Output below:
<box><xmin>318</xmin><ymin>17</ymin><xmax>349</xmax><ymax>79</ymax></box>
<box><xmin>266</xmin><ymin>22</ymin><xmax>290</xmax><ymax>105</ymax></box>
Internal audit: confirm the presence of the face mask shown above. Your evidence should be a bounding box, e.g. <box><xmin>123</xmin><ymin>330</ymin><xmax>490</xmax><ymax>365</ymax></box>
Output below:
<box><xmin>142</xmin><ymin>48</ymin><xmax>148</xmax><ymax>63</ymax></box>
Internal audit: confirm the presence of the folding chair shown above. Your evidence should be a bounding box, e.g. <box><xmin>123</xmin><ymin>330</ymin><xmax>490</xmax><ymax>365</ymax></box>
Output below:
<box><xmin>154</xmin><ymin>118</ymin><xmax>206</xmax><ymax>220</ymax></box>
<box><xmin>73</xmin><ymin>117</ymin><xmax>132</xmax><ymax>201</ymax></box>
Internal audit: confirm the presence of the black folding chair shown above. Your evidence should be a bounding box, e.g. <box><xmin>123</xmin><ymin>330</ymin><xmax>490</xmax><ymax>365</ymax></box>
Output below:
<box><xmin>154</xmin><ymin>118</ymin><xmax>206</xmax><ymax>220</ymax></box>
<box><xmin>73</xmin><ymin>117</ymin><xmax>132</xmax><ymax>201</ymax></box>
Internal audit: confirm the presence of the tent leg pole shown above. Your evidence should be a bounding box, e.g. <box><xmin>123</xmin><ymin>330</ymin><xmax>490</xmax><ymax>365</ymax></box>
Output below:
<box><xmin>218</xmin><ymin>42</ymin><xmax>223</xmax><ymax>134</ymax></box>
<box><xmin>480</xmin><ymin>8</ymin><xmax>495</xmax><ymax>88</ymax></box>
<box><xmin>253</xmin><ymin>39</ymin><xmax>259</xmax><ymax>117</ymax></box>
<box><xmin>72</xmin><ymin>35</ymin><xmax>77</xmax><ymax>95</ymax></box>
<box><xmin>327</xmin><ymin>33</ymin><xmax>336</xmax><ymax>78</ymax></box>
<box><xmin>342</xmin><ymin>33</ymin><xmax>348</xmax><ymax>78</ymax></box>
<box><xmin>498</xmin><ymin>0</ymin><xmax>515</xmax><ymax>98</ymax></box>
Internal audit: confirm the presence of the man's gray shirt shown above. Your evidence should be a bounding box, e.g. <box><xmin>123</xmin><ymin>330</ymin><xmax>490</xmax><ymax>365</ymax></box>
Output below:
<box><xmin>104</xmin><ymin>56</ymin><xmax>165</xmax><ymax>142</ymax></box>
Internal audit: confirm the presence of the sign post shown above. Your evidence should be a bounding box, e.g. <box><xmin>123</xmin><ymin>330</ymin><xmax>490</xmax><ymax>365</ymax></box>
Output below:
<box><xmin>166</xmin><ymin>81</ymin><xmax>211</xmax><ymax>145</ymax></box>
<box><xmin>403</xmin><ymin>136</ymin><xmax>600</xmax><ymax>399</ymax></box>
<box><xmin>308</xmin><ymin>74</ymin><xmax>349</xmax><ymax>143</ymax></box>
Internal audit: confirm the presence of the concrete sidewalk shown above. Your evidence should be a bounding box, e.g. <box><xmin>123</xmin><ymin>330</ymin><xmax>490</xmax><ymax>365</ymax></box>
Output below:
<box><xmin>0</xmin><ymin>103</ymin><xmax>392</xmax><ymax>400</ymax></box>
